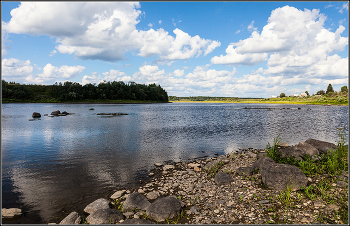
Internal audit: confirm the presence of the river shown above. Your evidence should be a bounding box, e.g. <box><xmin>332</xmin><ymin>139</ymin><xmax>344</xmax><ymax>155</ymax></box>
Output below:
<box><xmin>1</xmin><ymin>102</ymin><xmax>348</xmax><ymax>223</ymax></box>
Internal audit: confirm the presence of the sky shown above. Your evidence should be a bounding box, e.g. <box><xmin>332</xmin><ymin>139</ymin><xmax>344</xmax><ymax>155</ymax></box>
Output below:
<box><xmin>1</xmin><ymin>1</ymin><xmax>349</xmax><ymax>98</ymax></box>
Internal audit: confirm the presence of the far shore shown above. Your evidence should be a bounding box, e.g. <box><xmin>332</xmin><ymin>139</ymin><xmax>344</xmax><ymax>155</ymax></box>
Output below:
<box><xmin>170</xmin><ymin>100</ymin><xmax>348</xmax><ymax>106</ymax></box>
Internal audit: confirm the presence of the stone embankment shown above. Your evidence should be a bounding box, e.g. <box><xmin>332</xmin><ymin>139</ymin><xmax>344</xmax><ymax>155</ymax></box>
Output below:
<box><xmin>50</xmin><ymin>138</ymin><xmax>347</xmax><ymax>224</ymax></box>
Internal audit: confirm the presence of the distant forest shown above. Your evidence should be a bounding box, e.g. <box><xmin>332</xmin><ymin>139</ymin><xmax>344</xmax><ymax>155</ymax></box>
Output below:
<box><xmin>2</xmin><ymin>80</ymin><xmax>169</xmax><ymax>103</ymax></box>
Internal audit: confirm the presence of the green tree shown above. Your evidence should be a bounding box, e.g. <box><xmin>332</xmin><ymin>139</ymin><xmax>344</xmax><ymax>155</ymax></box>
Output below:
<box><xmin>326</xmin><ymin>84</ymin><xmax>334</xmax><ymax>94</ymax></box>
<box><xmin>316</xmin><ymin>90</ymin><xmax>325</xmax><ymax>95</ymax></box>
<box><xmin>341</xmin><ymin>85</ymin><xmax>348</xmax><ymax>93</ymax></box>
<box><xmin>305</xmin><ymin>91</ymin><xmax>310</xmax><ymax>97</ymax></box>
<box><xmin>280</xmin><ymin>93</ymin><xmax>286</xmax><ymax>98</ymax></box>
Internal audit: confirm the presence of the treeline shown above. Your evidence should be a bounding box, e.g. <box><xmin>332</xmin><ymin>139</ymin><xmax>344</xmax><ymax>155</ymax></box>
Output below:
<box><xmin>169</xmin><ymin>96</ymin><xmax>264</xmax><ymax>101</ymax></box>
<box><xmin>2</xmin><ymin>80</ymin><xmax>169</xmax><ymax>103</ymax></box>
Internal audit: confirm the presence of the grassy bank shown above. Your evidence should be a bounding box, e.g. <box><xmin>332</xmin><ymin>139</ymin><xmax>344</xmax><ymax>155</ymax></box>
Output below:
<box><xmin>170</xmin><ymin>95</ymin><xmax>348</xmax><ymax>106</ymax></box>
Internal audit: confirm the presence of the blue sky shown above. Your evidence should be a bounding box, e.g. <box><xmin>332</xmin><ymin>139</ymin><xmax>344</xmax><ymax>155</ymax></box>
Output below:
<box><xmin>1</xmin><ymin>1</ymin><xmax>349</xmax><ymax>97</ymax></box>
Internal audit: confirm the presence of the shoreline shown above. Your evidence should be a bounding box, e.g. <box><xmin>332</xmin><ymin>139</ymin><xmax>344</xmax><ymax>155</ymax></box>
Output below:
<box><xmin>50</xmin><ymin>143</ymin><xmax>348</xmax><ymax>224</ymax></box>
<box><xmin>170</xmin><ymin>100</ymin><xmax>348</xmax><ymax>106</ymax></box>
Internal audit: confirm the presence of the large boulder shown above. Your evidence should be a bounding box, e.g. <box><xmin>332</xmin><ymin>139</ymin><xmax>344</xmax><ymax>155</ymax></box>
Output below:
<box><xmin>123</xmin><ymin>192</ymin><xmax>151</xmax><ymax>211</ymax></box>
<box><xmin>86</xmin><ymin>208</ymin><xmax>124</xmax><ymax>224</ymax></box>
<box><xmin>215</xmin><ymin>172</ymin><xmax>234</xmax><ymax>186</ymax></box>
<box><xmin>32</xmin><ymin>112</ymin><xmax>41</xmax><ymax>118</ymax></box>
<box><xmin>59</xmin><ymin>211</ymin><xmax>81</xmax><ymax>224</ymax></box>
<box><xmin>260</xmin><ymin>163</ymin><xmax>308</xmax><ymax>191</ymax></box>
<box><xmin>236</xmin><ymin>167</ymin><xmax>253</xmax><ymax>176</ymax></box>
<box><xmin>51</xmin><ymin>110</ymin><xmax>60</xmax><ymax>115</ymax></box>
<box><xmin>146</xmin><ymin>196</ymin><xmax>182</xmax><ymax>222</ymax></box>
<box><xmin>280</xmin><ymin>142</ymin><xmax>319</xmax><ymax>160</ymax></box>
<box><xmin>83</xmin><ymin>198</ymin><xmax>110</xmax><ymax>214</ymax></box>
<box><xmin>122</xmin><ymin>218</ymin><xmax>155</xmax><ymax>224</ymax></box>
<box><xmin>252</xmin><ymin>156</ymin><xmax>275</xmax><ymax>171</ymax></box>
<box><xmin>305</xmin><ymin>138</ymin><xmax>338</xmax><ymax>154</ymax></box>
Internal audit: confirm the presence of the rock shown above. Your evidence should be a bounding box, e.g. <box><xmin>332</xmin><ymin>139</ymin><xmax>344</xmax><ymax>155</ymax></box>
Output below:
<box><xmin>336</xmin><ymin>180</ymin><xmax>347</xmax><ymax>188</ymax></box>
<box><xmin>313</xmin><ymin>201</ymin><xmax>325</xmax><ymax>208</ymax></box>
<box><xmin>146</xmin><ymin>191</ymin><xmax>158</xmax><ymax>200</ymax></box>
<box><xmin>59</xmin><ymin>211</ymin><xmax>81</xmax><ymax>224</ymax></box>
<box><xmin>148</xmin><ymin>173</ymin><xmax>154</xmax><ymax>176</ymax></box>
<box><xmin>32</xmin><ymin>112</ymin><xmax>41</xmax><ymax>118</ymax></box>
<box><xmin>29</xmin><ymin>119</ymin><xmax>35</xmax><ymax>121</ymax></box>
<box><xmin>111</xmin><ymin>190</ymin><xmax>126</xmax><ymax>199</ymax></box>
<box><xmin>256</xmin><ymin>152</ymin><xmax>267</xmax><ymax>159</ymax></box>
<box><xmin>251</xmin><ymin>156</ymin><xmax>275</xmax><ymax>171</ymax></box>
<box><xmin>86</xmin><ymin>208</ymin><xmax>124</xmax><ymax>224</ymax></box>
<box><xmin>58</xmin><ymin>114</ymin><xmax>66</xmax><ymax>116</ymax></box>
<box><xmin>123</xmin><ymin>192</ymin><xmax>151</xmax><ymax>211</ymax></box>
<box><xmin>61</xmin><ymin>111</ymin><xmax>68</xmax><ymax>115</ymax></box>
<box><xmin>51</xmin><ymin>110</ymin><xmax>60</xmax><ymax>115</ymax></box>
<box><xmin>280</xmin><ymin>142</ymin><xmax>319</xmax><ymax>160</ymax></box>
<box><xmin>222</xmin><ymin>159</ymin><xmax>230</xmax><ymax>164</ymax></box>
<box><xmin>258</xmin><ymin>200</ymin><xmax>270</xmax><ymax>204</ymax></box>
<box><xmin>190</xmin><ymin>205</ymin><xmax>200</xmax><ymax>214</ymax></box>
<box><xmin>214</xmin><ymin>172</ymin><xmax>233</xmax><ymax>186</ymax></box>
<box><xmin>2</xmin><ymin>208</ymin><xmax>22</xmax><ymax>218</ymax></box>
<box><xmin>236</xmin><ymin>167</ymin><xmax>253</xmax><ymax>176</ymax></box>
<box><xmin>146</xmin><ymin>196</ymin><xmax>182</xmax><ymax>222</ymax></box>
<box><xmin>138</xmin><ymin>189</ymin><xmax>145</xmax><ymax>194</ymax></box>
<box><xmin>163</xmin><ymin>165</ymin><xmax>175</xmax><ymax>171</ymax></box>
<box><xmin>305</xmin><ymin>138</ymin><xmax>338</xmax><ymax>154</ymax></box>
<box><xmin>188</xmin><ymin>163</ymin><xmax>201</xmax><ymax>168</ymax></box>
<box><xmin>260</xmin><ymin>163</ymin><xmax>308</xmax><ymax>191</ymax></box>
<box><xmin>324</xmin><ymin>204</ymin><xmax>340</xmax><ymax>215</ymax></box>
<box><xmin>279</xmin><ymin>142</ymin><xmax>289</xmax><ymax>147</ymax></box>
<box><xmin>83</xmin><ymin>198</ymin><xmax>110</xmax><ymax>214</ymax></box>
<box><xmin>122</xmin><ymin>218</ymin><xmax>155</xmax><ymax>224</ymax></box>
<box><xmin>194</xmin><ymin>166</ymin><xmax>201</xmax><ymax>172</ymax></box>
<box><xmin>44</xmin><ymin>114</ymin><xmax>48</xmax><ymax>116</ymax></box>
<box><xmin>246</xmin><ymin>152</ymin><xmax>257</xmax><ymax>158</ymax></box>
<box><xmin>123</xmin><ymin>212</ymin><xmax>134</xmax><ymax>219</ymax></box>
<box><xmin>154</xmin><ymin>163</ymin><xmax>163</xmax><ymax>167</ymax></box>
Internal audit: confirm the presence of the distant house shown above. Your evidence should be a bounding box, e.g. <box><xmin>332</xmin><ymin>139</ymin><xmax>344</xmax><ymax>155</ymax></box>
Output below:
<box><xmin>300</xmin><ymin>93</ymin><xmax>307</xmax><ymax>97</ymax></box>
<box><xmin>293</xmin><ymin>94</ymin><xmax>299</xmax><ymax>97</ymax></box>
<box><xmin>271</xmin><ymin>95</ymin><xmax>277</xmax><ymax>98</ymax></box>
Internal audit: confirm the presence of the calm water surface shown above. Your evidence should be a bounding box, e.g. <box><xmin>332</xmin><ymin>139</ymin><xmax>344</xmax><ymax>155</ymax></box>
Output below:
<box><xmin>2</xmin><ymin>102</ymin><xmax>348</xmax><ymax>223</ymax></box>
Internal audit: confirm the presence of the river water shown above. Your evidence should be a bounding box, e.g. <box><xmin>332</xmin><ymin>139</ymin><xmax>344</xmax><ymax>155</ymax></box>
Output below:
<box><xmin>1</xmin><ymin>102</ymin><xmax>348</xmax><ymax>223</ymax></box>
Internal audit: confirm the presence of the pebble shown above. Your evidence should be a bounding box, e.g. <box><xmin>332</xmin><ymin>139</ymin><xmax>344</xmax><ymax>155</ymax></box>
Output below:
<box><xmin>154</xmin><ymin>163</ymin><xmax>163</xmax><ymax>167</ymax></box>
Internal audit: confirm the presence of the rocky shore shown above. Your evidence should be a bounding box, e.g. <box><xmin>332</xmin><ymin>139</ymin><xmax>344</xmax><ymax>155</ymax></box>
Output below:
<box><xmin>45</xmin><ymin>138</ymin><xmax>348</xmax><ymax>224</ymax></box>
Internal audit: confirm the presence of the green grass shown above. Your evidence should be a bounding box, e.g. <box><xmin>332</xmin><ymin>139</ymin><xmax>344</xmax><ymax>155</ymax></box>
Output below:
<box><xmin>205</xmin><ymin>161</ymin><xmax>224</xmax><ymax>178</ymax></box>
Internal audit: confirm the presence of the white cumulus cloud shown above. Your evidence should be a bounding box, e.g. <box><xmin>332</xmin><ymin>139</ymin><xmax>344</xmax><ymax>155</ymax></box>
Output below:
<box><xmin>2</xmin><ymin>58</ymin><xmax>33</xmax><ymax>80</ymax></box>
<box><xmin>3</xmin><ymin>2</ymin><xmax>220</xmax><ymax>63</ymax></box>
<box><xmin>81</xmin><ymin>70</ymin><xmax>131</xmax><ymax>85</ymax></box>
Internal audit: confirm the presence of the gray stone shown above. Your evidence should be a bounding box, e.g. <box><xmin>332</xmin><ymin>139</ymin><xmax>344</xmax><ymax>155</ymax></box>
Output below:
<box><xmin>260</xmin><ymin>163</ymin><xmax>308</xmax><ymax>191</ymax></box>
<box><xmin>236</xmin><ymin>167</ymin><xmax>253</xmax><ymax>176</ymax></box>
<box><xmin>32</xmin><ymin>112</ymin><xmax>41</xmax><ymax>118</ymax></box>
<box><xmin>59</xmin><ymin>211</ymin><xmax>81</xmax><ymax>224</ymax></box>
<box><xmin>163</xmin><ymin>165</ymin><xmax>175</xmax><ymax>171</ymax></box>
<box><xmin>123</xmin><ymin>212</ymin><xmax>134</xmax><ymax>218</ymax></box>
<box><xmin>146</xmin><ymin>196</ymin><xmax>182</xmax><ymax>222</ymax></box>
<box><xmin>123</xmin><ymin>192</ymin><xmax>151</xmax><ymax>211</ymax></box>
<box><xmin>336</xmin><ymin>180</ymin><xmax>347</xmax><ymax>188</ymax></box>
<box><xmin>190</xmin><ymin>205</ymin><xmax>200</xmax><ymax>214</ymax></box>
<box><xmin>83</xmin><ymin>198</ymin><xmax>110</xmax><ymax>214</ymax></box>
<box><xmin>2</xmin><ymin>208</ymin><xmax>22</xmax><ymax>218</ymax></box>
<box><xmin>257</xmin><ymin>152</ymin><xmax>267</xmax><ymax>159</ymax></box>
<box><xmin>258</xmin><ymin>200</ymin><xmax>270</xmax><ymax>204</ymax></box>
<box><xmin>146</xmin><ymin>191</ymin><xmax>158</xmax><ymax>200</ymax></box>
<box><xmin>86</xmin><ymin>208</ymin><xmax>124</xmax><ymax>224</ymax></box>
<box><xmin>280</xmin><ymin>142</ymin><xmax>319</xmax><ymax>160</ymax></box>
<box><xmin>251</xmin><ymin>156</ymin><xmax>275</xmax><ymax>171</ymax></box>
<box><xmin>51</xmin><ymin>110</ymin><xmax>60</xmax><ymax>115</ymax></box>
<box><xmin>305</xmin><ymin>138</ymin><xmax>338</xmax><ymax>154</ymax></box>
<box><xmin>279</xmin><ymin>142</ymin><xmax>289</xmax><ymax>147</ymax></box>
<box><xmin>188</xmin><ymin>163</ymin><xmax>201</xmax><ymax>168</ymax></box>
<box><xmin>111</xmin><ymin>190</ymin><xmax>126</xmax><ymax>199</ymax></box>
<box><xmin>154</xmin><ymin>163</ymin><xmax>163</xmax><ymax>167</ymax></box>
<box><xmin>324</xmin><ymin>204</ymin><xmax>340</xmax><ymax>215</ymax></box>
<box><xmin>214</xmin><ymin>172</ymin><xmax>233</xmax><ymax>186</ymax></box>
<box><xmin>313</xmin><ymin>201</ymin><xmax>325</xmax><ymax>208</ymax></box>
<box><xmin>122</xmin><ymin>218</ymin><xmax>156</xmax><ymax>224</ymax></box>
